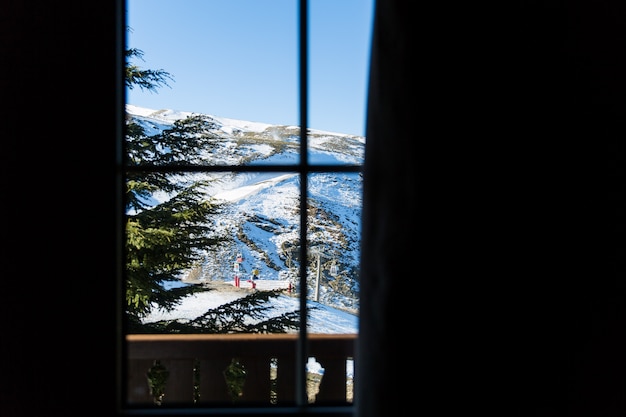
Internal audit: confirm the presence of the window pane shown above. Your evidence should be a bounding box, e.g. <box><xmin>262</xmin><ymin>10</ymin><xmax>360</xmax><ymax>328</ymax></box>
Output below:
<box><xmin>125</xmin><ymin>170</ymin><xmax>302</xmax><ymax>333</ymax></box>
<box><xmin>124</xmin><ymin>169</ymin><xmax>304</xmax><ymax>407</ymax></box>
<box><xmin>308</xmin><ymin>0</ymin><xmax>373</xmax><ymax>164</ymax></box>
<box><xmin>126</xmin><ymin>0</ymin><xmax>300</xmax><ymax>167</ymax></box>
<box><xmin>307</xmin><ymin>172</ymin><xmax>361</xmax><ymax>334</ymax></box>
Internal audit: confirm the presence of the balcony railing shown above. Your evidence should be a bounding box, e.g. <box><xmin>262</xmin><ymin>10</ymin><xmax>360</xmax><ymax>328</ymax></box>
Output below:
<box><xmin>125</xmin><ymin>333</ymin><xmax>357</xmax><ymax>407</ymax></box>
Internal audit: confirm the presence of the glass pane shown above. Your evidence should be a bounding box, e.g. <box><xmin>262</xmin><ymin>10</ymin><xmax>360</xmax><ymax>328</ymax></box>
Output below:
<box><xmin>308</xmin><ymin>0</ymin><xmax>373</xmax><ymax>163</ymax></box>
<box><xmin>302</xmin><ymin>171</ymin><xmax>360</xmax><ymax>406</ymax></box>
<box><xmin>124</xmin><ymin>169</ymin><xmax>303</xmax><ymax>406</ymax></box>
<box><xmin>125</xmin><ymin>169</ymin><xmax>302</xmax><ymax>325</ymax></box>
<box><xmin>126</xmin><ymin>0</ymin><xmax>300</xmax><ymax>167</ymax></box>
<box><xmin>307</xmin><ymin>172</ymin><xmax>361</xmax><ymax>334</ymax></box>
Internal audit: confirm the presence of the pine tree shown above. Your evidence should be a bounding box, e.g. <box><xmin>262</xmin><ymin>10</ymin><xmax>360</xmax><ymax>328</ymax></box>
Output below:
<box><xmin>124</xmin><ymin>47</ymin><xmax>227</xmax><ymax>326</ymax></box>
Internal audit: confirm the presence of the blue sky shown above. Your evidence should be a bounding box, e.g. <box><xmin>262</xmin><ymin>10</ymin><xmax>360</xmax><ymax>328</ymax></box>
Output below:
<box><xmin>126</xmin><ymin>0</ymin><xmax>374</xmax><ymax>137</ymax></box>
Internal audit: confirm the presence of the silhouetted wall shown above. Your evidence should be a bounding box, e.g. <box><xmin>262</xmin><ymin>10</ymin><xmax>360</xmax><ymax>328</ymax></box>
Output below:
<box><xmin>356</xmin><ymin>1</ymin><xmax>624</xmax><ymax>416</ymax></box>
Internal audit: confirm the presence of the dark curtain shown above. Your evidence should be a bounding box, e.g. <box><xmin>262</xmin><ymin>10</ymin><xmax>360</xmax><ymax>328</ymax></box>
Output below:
<box><xmin>356</xmin><ymin>0</ymin><xmax>625</xmax><ymax>415</ymax></box>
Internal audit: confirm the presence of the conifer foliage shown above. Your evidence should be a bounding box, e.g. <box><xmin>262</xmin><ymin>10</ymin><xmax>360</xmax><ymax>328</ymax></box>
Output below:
<box><xmin>124</xmin><ymin>47</ymin><xmax>227</xmax><ymax>327</ymax></box>
<box><xmin>125</xmin><ymin>48</ymin><xmax>173</xmax><ymax>93</ymax></box>
<box><xmin>134</xmin><ymin>290</ymin><xmax>310</xmax><ymax>334</ymax></box>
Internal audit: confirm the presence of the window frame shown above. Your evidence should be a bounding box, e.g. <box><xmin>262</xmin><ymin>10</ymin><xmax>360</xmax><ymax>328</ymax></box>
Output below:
<box><xmin>115</xmin><ymin>0</ymin><xmax>364</xmax><ymax>415</ymax></box>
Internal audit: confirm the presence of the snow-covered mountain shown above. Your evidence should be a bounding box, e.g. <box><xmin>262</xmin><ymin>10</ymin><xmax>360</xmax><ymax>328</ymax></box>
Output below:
<box><xmin>126</xmin><ymin>105</ymin><xmax>364</xmax><ymax>326</ymax></box>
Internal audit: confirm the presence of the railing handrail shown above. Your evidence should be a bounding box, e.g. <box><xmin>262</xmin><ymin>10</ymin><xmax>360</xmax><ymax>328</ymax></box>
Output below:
<box><xmin>125</xmin><ymin>333</ymin><xmax>357</xmax><ymax>406</ymax></box>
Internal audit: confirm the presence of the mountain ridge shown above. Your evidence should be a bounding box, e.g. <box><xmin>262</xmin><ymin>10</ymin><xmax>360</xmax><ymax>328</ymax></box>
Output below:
<box><xmin>126</xmin><ymin>104</ymin><xmax>363</xmax><ymax>314</ymax></box>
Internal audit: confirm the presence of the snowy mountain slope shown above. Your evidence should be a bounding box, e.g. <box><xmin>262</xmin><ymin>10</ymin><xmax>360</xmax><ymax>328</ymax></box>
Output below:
<box><xmin>143</xmin><ymin>280</ymin><xmax>358</xmax><ymax>334</ymax></box>
<box><xmin>126</xmin><ymin>104</ymin><xmax>363</xmax><ymax>321</ymax></box>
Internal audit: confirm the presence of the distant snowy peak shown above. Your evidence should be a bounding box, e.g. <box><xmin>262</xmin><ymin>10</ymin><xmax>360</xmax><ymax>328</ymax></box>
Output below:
<box><xmin>126</xmin><ymin>104</ymin><xmax>272</xmax><ymax>133</ymax></box>
<box><xmin>126</xmin><ymin>104</ymin><xmax>364</xmax><ymax>166</ymax></box>
<box><xmin>125</xmin><ymin>104</ymin><xmax>364</xmax><ymax>139</ymax></box>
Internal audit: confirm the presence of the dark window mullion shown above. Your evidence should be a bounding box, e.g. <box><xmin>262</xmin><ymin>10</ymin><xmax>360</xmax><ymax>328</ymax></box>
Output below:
<box><xmin>297</xmin><ymin>0</ymin><xmax>309</xmax><ymax>408</ymax></box>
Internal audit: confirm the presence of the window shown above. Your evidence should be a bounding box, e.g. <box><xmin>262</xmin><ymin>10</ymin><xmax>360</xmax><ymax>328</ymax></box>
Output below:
<box><xmin>118</xmin><ymin>0</ymin><xmax>372</xmax><ymax>414</ymax></box>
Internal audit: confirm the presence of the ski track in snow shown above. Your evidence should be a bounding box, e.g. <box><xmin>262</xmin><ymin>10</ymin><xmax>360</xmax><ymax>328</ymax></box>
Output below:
<box><xmin>213</xmin><ymin>173</ymin><xmax>297</xmax><ymax>202</ymax></box>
